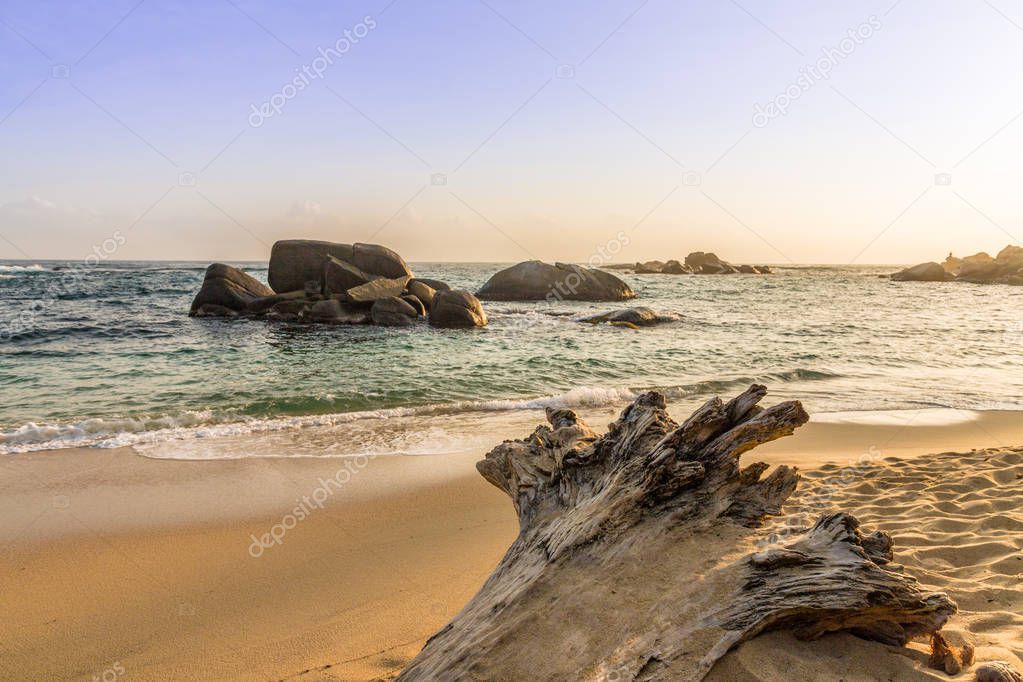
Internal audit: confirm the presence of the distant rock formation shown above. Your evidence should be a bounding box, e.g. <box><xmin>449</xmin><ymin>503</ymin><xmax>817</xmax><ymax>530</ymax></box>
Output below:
<box><xmin>189</xmin><ymin>241</ymin><xmax>486</xmax><ymax>329</ymax></box>
<box><xmin>890</xmin><ymin>262</ymin><xmax>950</xmax><ymax>282</ymax></box>
<box><xmin>892</xmin><ymin>245</ymin><xmax>1023</xmax><ymax>285</ymax></box>
<box><xmin>607</xmin><ymin>252</ymin><xmax>772</xmax><ymax>275</ymax></box>
<box><xmin>477</xmin><ymin>261</ymin><xmax>635</xmax><ymax>302</ymax></box>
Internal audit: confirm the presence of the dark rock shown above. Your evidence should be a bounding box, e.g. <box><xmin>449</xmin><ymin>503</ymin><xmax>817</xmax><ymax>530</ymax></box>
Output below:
<box><xmin>477</xmin><ymin>261</ymin><xmax>635</xmax><ymax>302</ymax></box>
<box><xmin>371</xmin><ymin>296</ymin><xmax>418</xmax><ymax>326</ymax></box>
<box><xmin>267</xmin><ymin>299</ymin><xmax>311</xmax><ymax>321</ymax></box>
<box><xmin>412</xmin><ymin>277</ymin><xmax>451</xmax><ymax>292</ymax></box>
<box><xmin>347</xmin><ymin>275</ymin><xmax>411</xmax><ymax>303</ymax></box>
<box><xmin>246</xmin><ymin>290</ymin><xmax>309</xmax><ymax>314</ymax></box>
<box><xmin>738</xmin><ymin>264</ymin><xmax>757</xmax><ymax>274</ymax></box>
<box><xmin>324</xmin><ymin>256</ymin><xmax>374</xmax><ymax>296</ymax></box>
<box><xmin>190</xmin><ymin>263</ymin><xmax>273</xmax><ymax>315</ymax></box>
<box><xmin>407</xmin><ymin>280</ymin><xmax>437</xmax><ymax>307</ymax></box>
<box><xmin>402</xmin><ymin>294</ymin><xmax>427</xmax><ymax>317</ymax></box>
<box><xmin>267</xmin><ymin>240</ymin><xmax>412</xmax><ymax>293</ymax></box>
<box><xmin>662</xmin><ymin>260</ymin><xmax>692</xmax><ymax>274</ymax></box>
<box><xmin>307</xmin><ymin>299</ymin><xmax>370</xmax><ymax>324</ymax></box>
<box><xmin>754</xmin><ymin>265</ymin><xmax>773</xmax><ymax>274</ymax></box>
<box><xmin>580</xmin><ymin>307</ymin><xmax>678</xmax><ymax>327</ymax></box>
<box><xmin>350</xmin><ymin>243</ymin><xmax>413</xmax><ymax>280</ymax></box>
<box><xmin>685</xmin><ymin>251</ymin><xmax>740</xmax><ymax>274</ymax></box>
<box><xmin>891</xmin><ymin>262</ymin><xmax>950</xmax><ymax>282</ymax></box>
<box><xmin>634</xmin><ymin>260</ymin><xmax>665</xmax><ymax>274</ymax></box>
<box><xmin>430</xmin><ymin>290</ymin><xmax>488</xmax><ymax>328</ymax></box>
<box><xmin>304</xmin><ymin>280</ymin><xmax>323</xmax><ymax>298</ymax></box>
<box><xmin>194</xmin><ymin>303</ymin><xmax>239</xmax><ymax>318</ymax></box>
<box><xmin>268</xmin><ymin>240</ymin><xmax>355</xmax><ymax>293</ymax></box>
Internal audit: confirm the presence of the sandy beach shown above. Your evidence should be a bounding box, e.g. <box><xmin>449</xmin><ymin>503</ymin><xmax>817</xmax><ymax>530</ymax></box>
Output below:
<box><xmin>2</xmin><ymin>410</ymin><xmax>1022</xmax><ymax>681</ymax></box>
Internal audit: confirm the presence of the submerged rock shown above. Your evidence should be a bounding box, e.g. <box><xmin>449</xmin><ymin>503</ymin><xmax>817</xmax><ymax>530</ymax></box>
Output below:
<box><xmin>430</xmin><ymin>290</ymin><xmax>488</xmax><ymax>328</ymax></box>
<box><xmin>189</xmin><ymin>263</ymin><xmax>273</xmax><ymax>315</ymax></box>
<box><xmin>580</xmin><ymin>306</ymin><xmax>678</xmax><ymax>327</ymax></box>
<box><xmin>477</xmin><ymin>261</ymin><xmax>634</xmax><ymax>302</ymax></box>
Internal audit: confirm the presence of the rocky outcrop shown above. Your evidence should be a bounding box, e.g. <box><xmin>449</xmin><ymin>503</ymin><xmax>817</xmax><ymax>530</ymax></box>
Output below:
<box><xmin>346</xmin><ymin>276</ymin><xmax>410</xmax><ymax>303</ymax></box>
<box><xmin>268</xmin><ymin>240</ymin><xmax>412</xmax><ymax>293</ymax></box>
<box><xmin>189</xmin><ymin>264</ymin><xmax>273</xmax><ymax>315</ymax></box>
<box><xmin>323</xmin><ymin>256</ymin><xmax>373</xmax><ymax>296</ymax></box>
<box><xmin>894</xmin><ymin>246</ymin><xmax>1023</xmax><ymax>285</ymax></box>
<box><xmin>371</xmin><ymin>296</ymin><xmax>418</xmax><ymax>326</ymax></box>
<box><xmin>411</xmin><ymin>277</ymin><xmax>451</xmax><ymax>292</ymax></box>
<box><xmin>891</xmin><ymin>262</ymin><xmax>950</xmax><ymax>282</ymax></box>
<box><xmin>613</xmin><ymin>252</ymin><xmax>770</xmax><ymax>275</ymax></box>
<box><xmin>477</xmin><ymin>261</ymin><xmax>635</xmax><ymax>302</ymax></box>
<box><xmin>579</xmin><ymin>307</ymin><xmax>680</xmax><ymax>328</ymax></box>
<box><xmin>429</xmin><ymin>290</ymin><xmax>488</xmax><ymax>328</ymax></box>
<box><xmin>406</xmin><ymin>280</ymin><xmax>437</xmax><ymax>308</ymax></box>
<box><xmin>191</xmin><ymin>241</ymin><xmax>488</xmax><ymax>329</ymax></box>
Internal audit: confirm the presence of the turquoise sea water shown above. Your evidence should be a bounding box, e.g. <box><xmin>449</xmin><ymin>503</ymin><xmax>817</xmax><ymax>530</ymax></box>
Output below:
<box><xmin>1</xmin><ymin>261</ymin><xmax>1021</xmax><ymax>457</ymax></box>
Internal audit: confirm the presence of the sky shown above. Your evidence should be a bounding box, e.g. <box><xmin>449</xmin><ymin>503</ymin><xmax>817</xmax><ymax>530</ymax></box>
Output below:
<box><xmin>1</xmin><ymin>0</ymin><xmax>1022</xmax><ymax>264</ymax></box>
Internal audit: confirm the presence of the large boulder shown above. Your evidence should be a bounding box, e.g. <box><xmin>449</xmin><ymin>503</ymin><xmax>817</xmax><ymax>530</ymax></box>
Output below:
<box><xmin>268</xmin><ymin>240</ymin><xmax>354</xmax><ymax>293</ymax></box>
<box><xmin>190</xmin><ymin>263</ymin><xmax>273</xmax><ymax>315</ymax></box>
<box><xmin>407</xmin><ymin>280</ymin><xmax>437</xmax><ymax>308</ymax></box>
<box><xmin>350</xmin><ymin>243</ymin><xmax>413</xmax><ymax>280</ymax></box>
<box><xmin>430</xmin><ymin>290</ymin><xmax>488</xmax><ymax>328</ymax></box>
<box><xmin>411</xmin><ymin>277</ymin><xmax>450</xmax><ymax>292</ymax></box>
<box><xmin>323</xmin><ymin>256</ymin><xmax>374</xmax><ymax>296</ymax></box>
<box><xmin>476</xmin><ymin>261</ymin><xmax>635</xmax><ymax>302</ymax></box>
<box><xmin>347</xmin><ymin>275</ymin><xmax>411</xmax><ymax>303</ymax></box>
<box><xmin>685</xmin><ymin>251</ymin><xmax>738</xmax><ymax>274</ymax></box>
<box><xmin>371</xmin><ymin>296</ymin><xmax>418</xmax><ymax>326</ymax></box>
<box><xmin>268</xmin><ymin>240</ymin><xmax>412</xmax><ymax>293</ymax></box>
<box><xmin>891</xmin><ymin>262</ymin><xmax>949</xmax><ymax>282</ymax></box>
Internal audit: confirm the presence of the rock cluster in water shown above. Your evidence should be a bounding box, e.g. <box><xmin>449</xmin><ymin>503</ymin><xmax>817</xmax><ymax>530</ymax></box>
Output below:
<box><xmin>189</xmin><ymin>240</ymin><xmax>487</xmax><ymax>328</ymax></box>
<box><xmin>892</xmin><ymin>245</ymin><xmax>1023</xmax><ymax>285</ymax></box>
<box><xmin>605</xmin><ymin>252</ymin><xmax>773</xmax><ymax>275</ymax></box>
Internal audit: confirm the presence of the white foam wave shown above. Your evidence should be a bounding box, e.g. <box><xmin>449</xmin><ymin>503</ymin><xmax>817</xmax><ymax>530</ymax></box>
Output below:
<box><xmin>0</xmin><ymin>264</ymin><xmax>44</xmax><ymax>272</ymax></box>
<box><xmin>0</xmin><ymin>386</ymin><xmax>637</xmax><ymax>455</ymax></box>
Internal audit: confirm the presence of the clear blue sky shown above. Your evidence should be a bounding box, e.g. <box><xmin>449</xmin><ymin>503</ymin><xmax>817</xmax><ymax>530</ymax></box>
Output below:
<box><xmin>2</xmin><ymin>0</ymin><xmax>1022</xmax><ymax>263</ymax></box>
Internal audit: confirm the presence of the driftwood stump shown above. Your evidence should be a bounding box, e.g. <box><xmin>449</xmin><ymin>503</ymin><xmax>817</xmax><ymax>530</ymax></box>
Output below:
<box><xmin>398</xmin><ymin>386</ymin><xmax>957</xmax><ymax>681</ymax></box>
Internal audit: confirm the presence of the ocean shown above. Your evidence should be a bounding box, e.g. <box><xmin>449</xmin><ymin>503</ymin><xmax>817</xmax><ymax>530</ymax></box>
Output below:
<box><xmin>2</xmin><ymin>261</ymin><xmax>1021</xmax><ymax>458</ymax></box>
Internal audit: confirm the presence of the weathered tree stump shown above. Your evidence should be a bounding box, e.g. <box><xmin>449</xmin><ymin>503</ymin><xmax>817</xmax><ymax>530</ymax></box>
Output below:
<box><xmin>398</xmin><ymin>386</ymin><xmax>957</xmax><ymax>681</ymax></box>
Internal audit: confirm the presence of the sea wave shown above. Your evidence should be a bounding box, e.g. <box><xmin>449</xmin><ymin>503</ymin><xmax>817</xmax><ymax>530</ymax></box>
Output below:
<box><xmin>0</xmin><ymin>373</ymin><xmax>843</xmax><ymax>455</ymax></box>
<box><xmin>0</xmin><ymin>264</ymin><xmax>45</xmax><ymax>272</ymax></box>
<box><xmin>0</xmin><ymin>386</ymin><xmax>637</xmax><ymax>454</ymax></box>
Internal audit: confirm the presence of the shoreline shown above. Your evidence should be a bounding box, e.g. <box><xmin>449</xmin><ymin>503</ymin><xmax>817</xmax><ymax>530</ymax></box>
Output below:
<box><xmin>3</xmin><ymin>412</ymin><xmax>1023</xmax><ymax>680</ymax></box>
